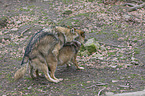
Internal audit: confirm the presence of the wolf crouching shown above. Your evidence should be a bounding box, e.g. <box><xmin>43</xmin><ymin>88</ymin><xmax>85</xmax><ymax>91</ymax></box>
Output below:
<box><xmin>57</xmin><ymin>40</ymin><xmax>84</xmax><ymax>69</ymax></box>
<box><xmin>14</xmin><ymin>26</ymin><xmax>85</xmax><ymax>83</ymax></box>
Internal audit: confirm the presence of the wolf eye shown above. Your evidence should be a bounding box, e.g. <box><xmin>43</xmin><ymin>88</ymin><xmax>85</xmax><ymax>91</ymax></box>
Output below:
<box><xmin>71</xmin><ymin>28</ymin><xmax>75</xmax><ymax>33</ymax></box>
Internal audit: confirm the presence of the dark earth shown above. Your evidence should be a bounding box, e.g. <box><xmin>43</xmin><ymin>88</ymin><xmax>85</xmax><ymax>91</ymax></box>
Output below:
<box><xmin>0</xmin><ymin>0</ymin><xmax>145</xmax><ymax>95</ymax></box>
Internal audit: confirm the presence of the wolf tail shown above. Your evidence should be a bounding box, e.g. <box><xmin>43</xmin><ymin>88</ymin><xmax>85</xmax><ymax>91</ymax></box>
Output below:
<box><xmin>14</xmin><ymin>62</ymin><xmax>28</xmax><ymax>81</ymax></box>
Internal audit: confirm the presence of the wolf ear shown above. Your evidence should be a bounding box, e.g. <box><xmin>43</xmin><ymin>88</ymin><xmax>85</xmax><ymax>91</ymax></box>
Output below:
<box><xmin>70</xmin><ymin>28</ymin><xmax>76</xmax><ymax>34</ymax></box>
<box><xmin>67</xmin><ymin>26</ymin><xmax>70</xmax><ymax>28</ymax></box>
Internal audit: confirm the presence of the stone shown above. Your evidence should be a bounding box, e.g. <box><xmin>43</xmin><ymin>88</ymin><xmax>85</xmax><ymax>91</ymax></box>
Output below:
<box><xmin>131</xmin><ymin>61</ymin><xmax>139</xmax><ymax>65</ymax></box>
<box><xmin>84</xmin><ymin>38</ymin><xmax>100</xmax><ymax>54</ymax></box>
<box><xmin>16</xmin><ymin>21</ymin><xmax>22</xmax><ymax>25</ymax></box>
<box><xmin>0</xmin><ymin>35</ymin><xmax>11</xmax><ymax>43</ymax></box>
<box><xmin>11</xmin><ymin>28</ymin><xmax>18</xmax><ymax>31</ymax></box>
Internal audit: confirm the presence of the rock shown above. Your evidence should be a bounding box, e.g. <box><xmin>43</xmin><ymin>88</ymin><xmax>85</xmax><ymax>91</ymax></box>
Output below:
<box><xmin>125</xmin><ymin>64</ymin><xmax>133</xmax><ymax>67</ymax></box>
<box><xmin>11</xmin><ymin>28</ymin><xmax>18</xmax><ymax>31</ymax></box>
<box><xmin>0</xmin><ymin>35</ymin><xmax>11</xmax><ymax>43</ymax></box>
<box><xmin>92</xmin><ymin>53</ymin><xmax>103</xmax><ymax>60</ymax></box>
<box><xmin>23</xmin><ymin>7</ymin><xmax>28</xmax><ymax>10</ymax></box>
<box><xmin>119</xmin><ymin>85</ymin><xmax>129</xmax><ymax>88</ymax></box>
<box><xmin>15</xmin><ymin>21</ymin><xmax>22</xmax><ymax>25</ymax></box>
<box><xmin>131</xmin><ymin>61</ymin><xmax>139</xmax><ymax>65</ymax></box>
<box><xmin>123</xmin><ymin>14</ymin><xmax>130</xmax><ymax>20</ymax></box>
<box><xmin>100</xmin><ymin>45</ymin><xmax>106</xmax><ymax>51</ymax></box>
<box><xmin>28</xmin><ymin>86</ymin><xmax>32</xmax><ymax>90</ymax></box>
<box><xmin>112</xmin><ymin>80</ymin><xmax>119</xmax><ymax>83</ymax></box>
<box><xmin>79</xmin><ymin>50</ymin><xmax>89</xmax><ymax>57</ymax></box>
<box><xmin>131</xmin><ymin>57</ymin><xmax>135</xmax><ymax>61</ymax></box>
<box><xmin>112</xmin><ymin>57</ymin><xmax>118</xmax><ymax>61</ymax></box>
<box><xmin>105</xmin><ymin>92</ymin><xmax>114</xmax><ymax>96</ymax></box>
<box><xmin>110</xmin><ymin>65</ymin><xmax>117</xmax><ymax>68</ymax></box>
<box><xmin>112</xmin><ymin>90</ymin><xmax>145</xmax><ymax>96</ymax></box>
<box><xmin>62</xmin><ymin>10</ymin><xmax>72</xmax><ymax>15</ymax></box>
<box><xmin>84</xmin><ymin>38</ymin><xmax>100</xmax><ymax>54</ymax></box>
<box><xmin>43</xmin><ymin>27</ymin><xmax>52</xmax><ymax>32</ymax></box>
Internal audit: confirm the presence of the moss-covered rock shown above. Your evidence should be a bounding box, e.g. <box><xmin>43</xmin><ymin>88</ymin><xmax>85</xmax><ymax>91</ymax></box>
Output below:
<box><xmin>84</xmin><ymin>38</ymin><xmax>100</xmax><ymax>54</ymax></box>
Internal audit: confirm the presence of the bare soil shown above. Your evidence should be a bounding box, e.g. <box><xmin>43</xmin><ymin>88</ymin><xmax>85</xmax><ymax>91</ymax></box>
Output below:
<box><xmin>0</xmin><ymin>0</ymin><xmax>145</xmax><ymax>96</ymax></box>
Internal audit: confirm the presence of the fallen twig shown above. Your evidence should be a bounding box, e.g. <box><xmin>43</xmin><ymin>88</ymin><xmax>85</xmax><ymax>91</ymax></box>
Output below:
<box><xmin>123</xmin><ymin>3</ymin><xmax>136</xmax><ymax>7</ymax></box>
<box><xmin>98</xmin><ymin>41</ymin><xmax>129</xmax><ymax>48</ymax></box>
<box><xmin>86</xmin><ymin>82</ymin><xmax>108</xmax><ymax>89</ymax></box>
<box><xmin>98</xmin><ymin>87</ymin><xmax>106</xmax><ymax>96</ymax></box>
<box><xmin>123</xmin><ymin>3</ymin><xmax>145</xmax><ymax>12</ymax></box>
<box><xmin>19</xmin><ymin>28</ymin><xmax>30</xmax><ymax>37</ymax></box>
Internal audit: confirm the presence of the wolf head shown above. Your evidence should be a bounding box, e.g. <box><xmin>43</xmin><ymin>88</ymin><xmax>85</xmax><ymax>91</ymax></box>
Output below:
<box><xmin>55</xmin><ymin>26</ymin><xmax>85</xmax><ymax>43</ymax></box>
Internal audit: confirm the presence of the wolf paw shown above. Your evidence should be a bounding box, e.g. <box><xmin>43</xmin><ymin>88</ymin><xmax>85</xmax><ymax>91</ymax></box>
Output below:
<box><xmin>54</xmin><ymin>78</ymin><xmax>63</xmax><ymax>83</ymax></box>
<box><xmin>57</xmin><ymin>78</ymin><xmax>63</xmax><ymax>82</ymax></box>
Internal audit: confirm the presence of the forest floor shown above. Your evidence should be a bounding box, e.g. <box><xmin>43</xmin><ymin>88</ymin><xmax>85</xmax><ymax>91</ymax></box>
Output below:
<box><xmin>0</xmin><ymin>0</ymin><xmax>145</xmax><ymax>95</ymax></box>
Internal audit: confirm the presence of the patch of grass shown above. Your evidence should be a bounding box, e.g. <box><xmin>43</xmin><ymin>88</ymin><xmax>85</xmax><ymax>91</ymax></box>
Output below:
<box><xmin>30</xmin><ymin>10</ymin><xmax>35</xmax><ymax>15</ymax></box>
<box><xmin>62</xmin><ymin>0</ymin><xmax>72</xmax><ymax>3</ymax></box>
<box><xmin>107</xmin><ymin>52</ymin><xmax>116</xmax><ymax>57</ymax></box>
<box><xmin>141</xmin><ymin>77</ymin><xmax>145</xmax><ymax>80</ymax></box>
<box><xmin>20</xmin><ymin>8</ymin><xmax>30</xmax><ymax>12</ymax></box>
<box><xmin>86</xmin><ymin>0</ymin><xmax>95</xmax><ymax>2</ymax></box>
<box><xmin>5</xmin><ymin>73</ymin><xmax>14</xmax><ymax>83</ymax></box>
<box><xmin>17</xmin><ymin>57</ymin><xmax>23</xmax><ymax>61</ymax></box>
<box><xmin>74</xmin><ymin>19</ymin><xmax>80</xmax><ymax>24</ymax></box>
<box><xmin>137</xmin><ymin>35</ymin><xmax>144</xmax><ymax>40</ymax></box>
<box><xmin>9</xmin><ymin>42</ymin><xmax>17</xmax><ymax>47</ymax></box>
<box><xmin>28</xmin><ymin>5</ymin><xmax>35</xmax><ymax>8</ymax></box>
<box><xmin>25</xmin><ymin>77</ymin><xmax>32</xmax><ymax>80</ymax></box>
<box><xmin>131</xmin><ymin>74</ymin><xmax>138</xmax><ymax>78</ymax></box>
<box><xmin>134</xmin><ymin>48</ymin><xmax>140</xmax><ymax>54</ymax></box>
<box><xmin>41</xmin><ymin>11</ymin><xmax>48</xmax><ymax>16</ymax></box>
<box><xmin>133</xmin><ymin>40</ymin><xmax>138</xmax><ymax>43</ymax></box>
<box><xmin>112</xmin><ymin>33</ymin><xmax>119</xmax><ymax>38</ymax></box>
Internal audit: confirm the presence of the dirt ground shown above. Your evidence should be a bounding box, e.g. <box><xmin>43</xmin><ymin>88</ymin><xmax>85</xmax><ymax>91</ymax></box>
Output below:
<box><xmin>0</xmin><ymin>0</ymin><xmax>145</xmax><ymax>96</ymax></box>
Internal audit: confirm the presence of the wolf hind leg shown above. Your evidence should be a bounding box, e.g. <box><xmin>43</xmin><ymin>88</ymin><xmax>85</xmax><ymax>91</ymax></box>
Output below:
<box><xmin>31</xmin><ymin>58</ymin><xmax>59</xmax><ymax>83</ymax></box>
<box><xmin>45</xmin><ymin>53</ymin><xmax>63</xmax><ymax>82</ymax></box>
<box><xmin>49</xmin><ymin>61</ymin><xmax>63</xmax><ymax>82</ymax></box>
<box><xmin>41</xmin><ymin>64</ymin><xmax>60</xmax><ymax>83</ymax></box>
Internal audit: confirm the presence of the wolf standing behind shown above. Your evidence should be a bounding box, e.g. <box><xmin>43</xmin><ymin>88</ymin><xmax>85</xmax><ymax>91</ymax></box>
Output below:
<box><xmin>14</xmin><ymin>26</ymin><xmax>85</xmax><ymax>83</ymax></box>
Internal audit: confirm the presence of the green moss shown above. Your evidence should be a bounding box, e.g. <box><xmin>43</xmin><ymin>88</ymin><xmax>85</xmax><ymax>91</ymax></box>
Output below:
<box><xmin>108</xmin><ymin>52</ymin><xmax>116</xmax><ymax>57</ymax></box>
<box><xmin>86</xmin><ymin>0</ymin><xmax>95</xmax><ymax>2</ymax></box>
<box><xmin>28</xmin><ymin>5</ymin><xmax>35</xmax><ymax>8</ymax></box>
<box><xmin>17</xmin><ymin>57</ymin><xmax>23</xmax><ymax>61</ymax></box>
<box><xmin>62</xmin><ymin>10</ymin><xmax>72</xmax><ymax>15</ymax></box>
<box><xmin>86</xmin><ymin>44</ymin><xmax>97</xmax><ymax>54</ymax></box>
<box><xmin>20</xmin><ymin>8</ymin><xmax>30</xmax><ymax>12</ymax></box>
<box><xmin>134</xmin><ymin>48</ymin><xmax>140</xmax><ymax>54</ymax></box>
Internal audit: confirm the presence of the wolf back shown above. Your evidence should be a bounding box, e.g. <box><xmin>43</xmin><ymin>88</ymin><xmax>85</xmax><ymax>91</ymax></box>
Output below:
<box><xmin>21</xmin><ymin>27</ymin><xmax>65</xmax><ymax>65</ymax></box>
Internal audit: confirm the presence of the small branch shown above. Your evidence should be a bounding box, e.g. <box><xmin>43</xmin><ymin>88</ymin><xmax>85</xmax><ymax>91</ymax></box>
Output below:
<box><xmin>128</xmin><ymin>3</ymin><xmax>145</xmax><ymax>12</ymax></box>
<box><xmin>98</xmin><ymin>41</ymin><xmax>129</xmax><ymax>48</ymax></box>
<box><xmin>19</xmin><ymin>28</ymin><xmax>30</xmax><ymax>37</ymax></box>
<box><xmin>123</xmin><ymin>3</ymin><xmax>145</xmax><ymax>12</ymax></box>
<box><xmin>98</xmin><ymin>87</ymin><xmax>106</xmax><ymax>96</ymax></box>
<box><xmin>123</xmin><ymin>3</ymin><xmax>136</xmax><ymax>7</ymax></box>
<box><xmin>86</xmin><ymin>82</ymin><xmax>108</xmax><ymax>89</ymax></box>
<box><xmin>103</xmin><ymin>0</ymin><xmax>117</xmax><ymax>5</ymax></box>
